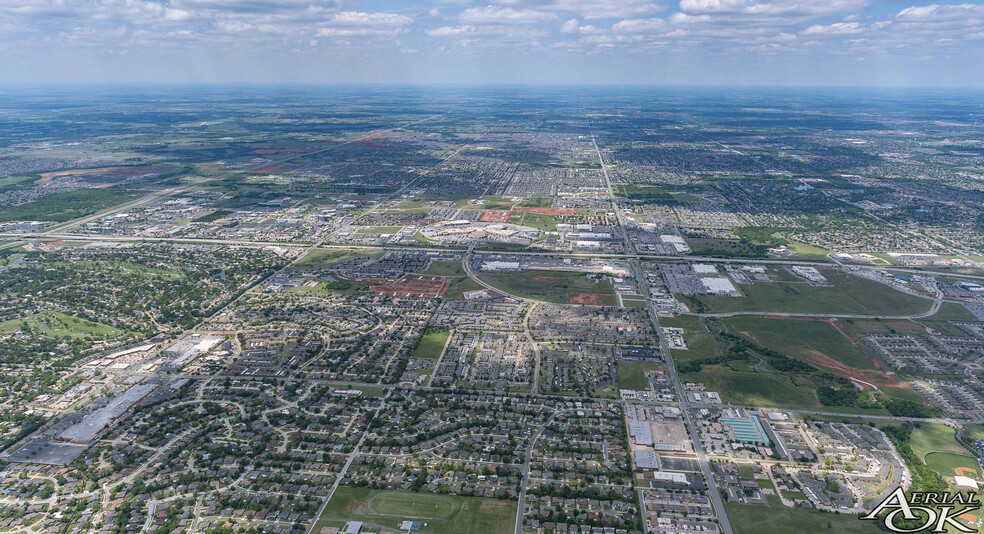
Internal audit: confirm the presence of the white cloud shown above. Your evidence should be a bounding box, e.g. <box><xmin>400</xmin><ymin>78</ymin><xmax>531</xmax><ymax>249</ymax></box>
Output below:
<box><xmin>330</xmin><ymin>12</ymin><xmax>414</xmax><ymax>28</ymax></box>
<box><xmin>560</xmin><ymin>19</ymin><xmax>603</xmax><ymax>34</ymax></box>
<box><xmin>679</xmin><ymin>0</ymin><xmax>868</xmax><ymax>16</ymax></box>
<box><xmin>316</xmin><ymin>11</ymin><xmax>413</xmax><ymax>38</ymax></box>
<box><xmin>612</xmin><ymin>18</ymin><xmax>667</xmax><ymax>33</ymax></box>
<box><xmin>801</xmin><ymin>22</ymin><xmax>864</xmax><ymax>35</ymax></box>
<box><xmin>897</xmin><ymin>4</ymin><xmax>984</xmax><ymax>21</ymax></box>
<box><xmin>495</xmin><ymin>0</ymin><xmax>664</xmax><ymax>20</ymax></box>
<box><xmin>458</xmin><ymin>6</ymin><xmax>556</xmax><ymax>25</ymax></box>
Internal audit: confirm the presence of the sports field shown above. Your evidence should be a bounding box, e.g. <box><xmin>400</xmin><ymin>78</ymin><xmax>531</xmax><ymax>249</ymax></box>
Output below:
<box><xmin>315</xmin><ymin>487</ymin><xmax>515</xmax><ymax>534</ymax></box>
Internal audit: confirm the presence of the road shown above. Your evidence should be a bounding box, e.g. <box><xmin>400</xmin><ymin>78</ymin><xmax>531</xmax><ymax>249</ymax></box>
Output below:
<box><xmin>514</xmin><ymin>409</ymin><xmax>565</xmax><ymax>534</ymax></box>
<box><xmin>305</xmin><ymin>390</ymin><xmax>392</xmax><ymax>534</ymax></box>
<box><xmin>586</xmin><ymin>111</ymin><xmax>735</xmax><ymax>534</ymax></box>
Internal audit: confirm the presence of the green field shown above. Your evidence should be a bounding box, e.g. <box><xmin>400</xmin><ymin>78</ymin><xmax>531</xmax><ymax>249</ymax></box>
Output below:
<box><xmin>683</xmin><ymin>269</ymin><xmax>931</xmax><ymax>316</ymax></box>
<box><xmin>726</xmin><ymin>501</ymin><xmax>877</xmax><ymax>534</ymax></box>
<box><xmin>925</xmin><ymin>452</ymin><xmax>981</xmax><ymax>480</ymax></box>
<box><xmin>293</xmin><ymin>279</ymin><xmax>368</xmax><ymax>296</ymax></box>
<box><xmin>725</xmin><ymin>317</ymin><xmax>878</xmax><ymax>370</ymax></box>
<box><xmin>480</xmin><ymin>270</ymin><xmax>616</xmax><ymax>305</ymax></box>
<box><xmin>0</xmin><ymin>187</ymin><xmax>142</xmax><ymax>223</ymax></box>
<box><xmin>413</xmin><ymin>328</ymin><xmax>450</xmax><ymax>359</ymax></box>
<box><xmin>910</xmin><ymin>423</ymin><xmax>967</xmax><ymax>460</ymax></box>
<box><xmin>315</xmin><ymin>487</ymin><xmax>515</xmax><ymax>534</ymax></box>
<box><xmin>660</xmin><ymin>315</ymin><xmax>730</xmax><ymax>364</ymax></box>
<box><xmin>0</xmin><ymin>311</ymin><xmax>124</xmax><ymax>340</ymax></box>
<box><xmin>296</xmin><ymin>248</ymin><xmax>384</xmax><ymax>268</ymax></box>
<box><xmin>616</xmin><ymin>360</ymin><xmax>660</xmax><ymax>390</ymax></box>
<box><xmin>446</xmin><ymin>277</ymin><xmax>484</xmax><ymax>299</ymax></box>
<box><xmin>680</xmin><ymin>367</ymin><xmax>822</xmax><ymax>410</ymax></box>
<box><xmin>422</xmin><ymin>260</ymin><xmax>466</xmax><ymax>277</ymax></box>
<box><xmin>357</xmin><ymin>226</ymin><xmax>402</xmax><ymax>235</ymax></box>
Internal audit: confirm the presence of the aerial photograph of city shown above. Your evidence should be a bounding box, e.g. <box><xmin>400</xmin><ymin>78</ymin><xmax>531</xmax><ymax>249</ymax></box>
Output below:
<box><xmin>0</xmin><ymin>1</ymin><xmax>982</xmax><ymax>533</ymax></box>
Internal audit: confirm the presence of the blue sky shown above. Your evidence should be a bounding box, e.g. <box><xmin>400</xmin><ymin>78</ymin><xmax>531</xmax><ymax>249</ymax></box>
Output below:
<box><xmin>1</xmin><ymin>0</ymin><xmax>982</xmax><ymax>86</ymax></box>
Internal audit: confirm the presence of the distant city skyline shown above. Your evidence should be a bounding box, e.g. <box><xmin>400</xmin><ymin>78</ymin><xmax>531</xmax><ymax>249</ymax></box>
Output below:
<box><xmin>1</xmin><ymin>0</ymin><xmax>982</xmax><ymax>87</ymax></box>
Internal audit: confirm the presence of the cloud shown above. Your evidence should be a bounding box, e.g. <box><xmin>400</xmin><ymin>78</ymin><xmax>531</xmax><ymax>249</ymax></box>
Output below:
<box><xmin>612</xmin><ymin>18</ymin><xmax>667</xmax><ymax>33</ymax></box>
<box><xmin>495</xmin><ymin>0</ymin><xmax>664</xmax><ymax>20</ymax></box>
<box><xmin>317</xmin><ymin>11</ymin><xmax>413</xmax><ymax>38</ymax></box>
<box><xmin>897</xmin><ymin>3</ymin><xmax>984</xmax><ymax>22</ymax></box>
<box><xmin>458</xmin><ymin>6</ymin><xmax>556</xmax><ymax>25</ymax></box>
<box><xmin>679</xmin><ymin>0</ymin><xmax>868</xmax><ymax>16</ymax></box>
<box><xmin>560</xmin><ymin>19</ymin><xmax>603</xmax><ymax>34</ymax></box>
<box><xmin>801</xmin><ymin>22</ymin><xmax>864</xmax><ymax>35</ymax></box>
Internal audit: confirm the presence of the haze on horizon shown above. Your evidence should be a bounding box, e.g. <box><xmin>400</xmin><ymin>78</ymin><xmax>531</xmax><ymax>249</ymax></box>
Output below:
<box><xmin>0</xmin><ymin>0</ymin><xmax>982</xmax><ymax>88</ymax></box>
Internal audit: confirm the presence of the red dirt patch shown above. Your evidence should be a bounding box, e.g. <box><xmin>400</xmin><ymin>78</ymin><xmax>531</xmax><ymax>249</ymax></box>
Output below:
<box><xmin>39</xmin><ymin>165</ymin><xmax>166</xmax><ymax>184</ymax></box>
<box><xmin>249</xmin><ymin>165</ymin><xmax>284</xmax><ymax>174</ymax></box>
<box><xmin>800</xmin><ymin>349</ymin><xmax>903</xmax><ymax>390</ymax></box>
<box><xmin>370</xmin><ymin>275</ymin><xmax>450</xmax><ymax>299</ymax></box>
<box><xmin>569</xmin><ymin>292</ymin><xmax>616</xmax><ymax>306</ymax></box>
<box><xmin>955</xmin><ymin>467</ymin><xmax>977</xmax><ymax>477</ymax></box>
<box><xmin>479</xmin><ymin>210</ymin><xmax>512</xmax><ymax>223</ymax></box>
<box><xmin>252</xmin><ymin>148</ymin><xmax>317</xmax><ymax>155</ymax></box>
<box><xmin>516</xmin><ymin>207</ymin><xmax>578</xmax><ymax>216</ymax></box>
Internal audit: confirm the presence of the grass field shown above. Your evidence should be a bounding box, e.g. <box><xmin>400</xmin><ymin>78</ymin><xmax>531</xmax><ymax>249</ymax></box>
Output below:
<box><xmin>422</xmin><ymin>261</ymin><xmax>466</xmax><ymax>277</ymax></box>
<box><xmin>0</xmin><ymin>311</ymin><xmax>124</xmax><ymax>339</ymax></box>
<box><xmin>296</xmin><ymin>248</ymin><xmax>384</xmax><ymax>268</ymax></box>
<box><xmin>293</xmin><ymin>279</ymin><xmax>368</xmax><ymax>296</ymax></box>
<box><xmin>446</xmin><ymin>277</ymin><xmax>484</xmax><ymax>299</ymax></box>
<box><xmin>413</xmin><ymin>328</ymin><xmax>450</xmax><ymax>359</ymax></box>
<box><xmin>480</xmin><ymin>270</ymin><xmax>615</xmax><ymax>305</ymax></box>
<box><xmin>680</xmin><ymin>367</ymin><xmax>822</xmax><ymax>410</ymax></box>
<box><xmin>660</xmin><ymin>315</ymin><xmax>731</xmax><ymax>364</ymax></box>
<box><xmin>315</xmin><ymin>487</ymin><xmax>515</xmax><ymax>534</ymax></box>
<box><xmin>726</xmin><ymin>502</ymin><xmax>877</xmax><ymax>534</ymax></box>
<box><xmin>357</xmin><ymin>226</ymin><xmax>402</xmax><ymax>235</ymax></box>
<box><xmin>925</xmin><ymin>452</ymin><xmax>981</xmax><ymax>480</ymax></box>
<box><xmin>616</xmin><ymin>360</ymin><xmax>661</xmax><ymax>390</ymax></box>
<box><xmin>910</xmin><ymin>423</ymin><xmax>967</xmax><ymax>460</ymax></box>
<box><xmin>0</xmin><ymin>187</ymin><xmax>142</xmax><ymax>223</ymax></box>
<box><xmin>683</xmin><ymin>269</ymin><xmax>931</xmax><ymax>316</ymax></box>
<box><xmin>725</xmin><ymin>317</ymin><xmax>878</xmax><ymax>370</ymax></box>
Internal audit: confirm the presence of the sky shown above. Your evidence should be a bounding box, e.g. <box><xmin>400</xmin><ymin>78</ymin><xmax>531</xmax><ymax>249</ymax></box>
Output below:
<box><xmin>0</xmin><ymin>0</ymin><xmax>982</xmax><ymax>87</ymax></box>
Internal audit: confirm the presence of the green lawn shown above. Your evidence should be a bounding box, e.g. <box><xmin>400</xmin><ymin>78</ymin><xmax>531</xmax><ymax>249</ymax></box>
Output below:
<box><xmin>616</xmin><ymin>359</ymin><xmax>661</xmax><ymax>390</ymax></box>
<box><xmin>0</xmin><ymin>187</ymin><xmax>142</xmax><ymax>222</ymax></box>
<box><xmin>725</xmin><ymin>317</ymin><xmax>878</xmax><ymax>370</ymax></box>
<box><xmin>726</xmin><ymin>502</ymin><xmax>877</xmax><ymax>534</ymax></box>
<box><xmin>684</xmin><ymin>269</ymin><xmax>931</xmax><ymax>316</ymax></box>
<box><xmin>446</xmin><ymin>277</ymin><xmax>484</xmax><ymax>299</ymax></box>
<box><xmin>315</xmin><ymin>487</ymin><xmax>515</xmax><ymax>534</ymax></box>
<box><xmin>924</xmin><ymin>452</ymin><xmax>981</xmax><ymax>480</ymax></box>
<box><xmin>356</xmin><ymin>226</ymin><xmax>402</xmax><ymax>235</ymax></box>
<box><xmin>0</xmin><ymin>311</ymin><xmax>124</xmax><ymax>340</ymax></box>
<box><xmin>293</xmin><ymin>279</ymin><xmax>368</xmax><ymax>296</ymax></box>
<box><xmin>296</xmin><ymin>248</ymin><xmax>384</xmax><ymax>268</ymax></box>
<box><xmin>422</xmin><ymin>261</ymin><xmax>467</xmax><ymax>277</ymax></box>
<box><xmin>681</xmin><ymin>367</ymin><xmax>822</xmax><ymax>410</ymax></box>
<box><xmin>413</xmin><ymin>328</ymin><xmax>450</xmax><ymax>359</ymax></box>
<box><xmin>660</xmin><ymin>315</ymin><xmax>730</xmax><ymax>364</ymax></box>
<box><xmin>910</xmin><ymin>423</ymin><xmax>967</xmax><ymax>460</ymax></box>
<box><xmin>480</xmin><ymin>270</ymin><xmax>616</xmax><ymax>305</ymax></box>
